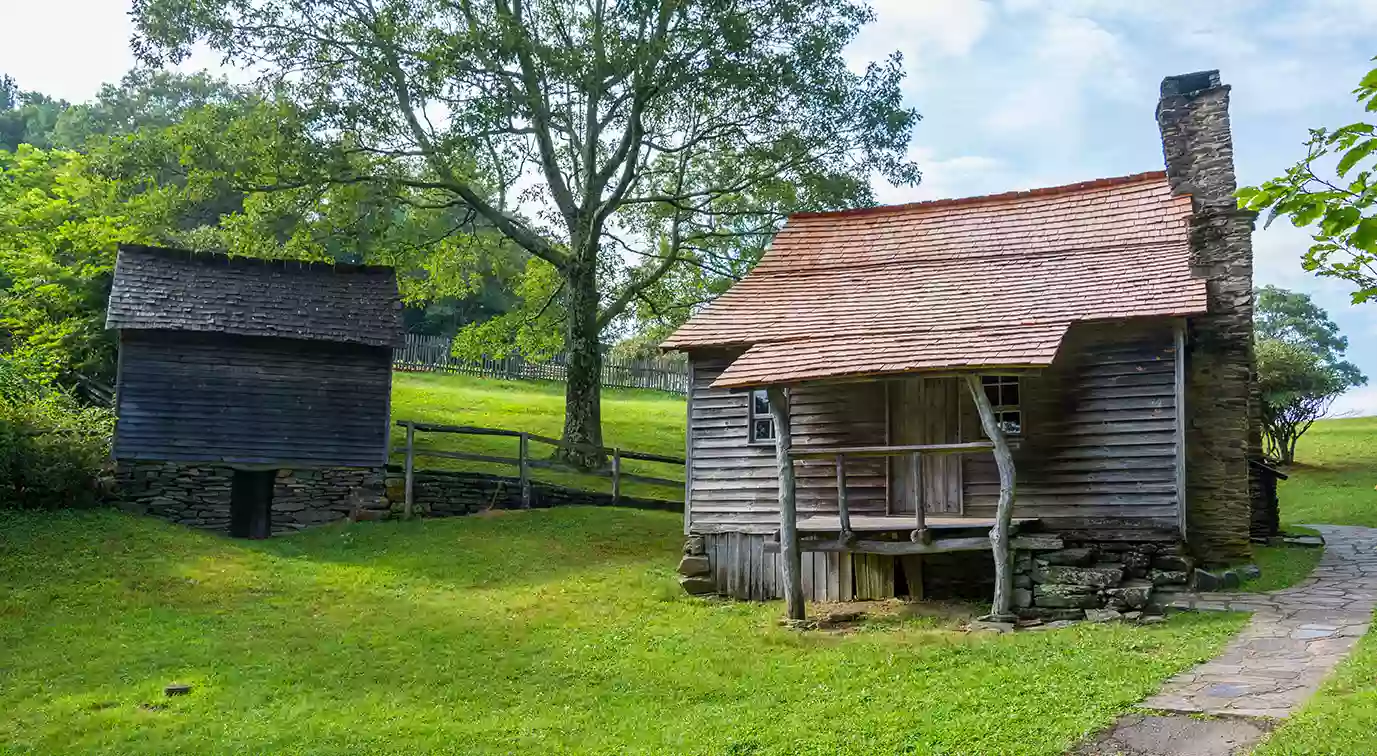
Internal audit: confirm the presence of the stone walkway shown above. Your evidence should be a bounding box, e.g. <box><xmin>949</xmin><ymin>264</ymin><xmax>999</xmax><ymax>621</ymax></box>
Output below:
<box><xmin>1139</xmin><ymin>525</ymin><xmax>1377</xmax><ymax>718</ymax></box>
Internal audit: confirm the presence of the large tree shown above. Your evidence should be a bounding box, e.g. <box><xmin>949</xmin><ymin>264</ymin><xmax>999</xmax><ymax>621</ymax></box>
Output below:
<box><xmin>129</xmin><ymin>0</ymin><xmax>920</xmax><ymax>466</ymax></box>
<box><xmin>1254</xmin><ymin>285</ymin><xmax>1366</xmax><ymax>464</ymax></box>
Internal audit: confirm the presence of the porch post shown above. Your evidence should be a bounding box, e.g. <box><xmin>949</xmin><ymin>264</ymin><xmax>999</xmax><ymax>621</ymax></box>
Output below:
<box><xmin>964</xmin><ymin>374</ymin><xmax>1018</xmax><ymax>621</ymax></box>
<box><xmin>767</xmin><ymin>385</ymin><xmax>804</xmax><ymax>620</ymax></box>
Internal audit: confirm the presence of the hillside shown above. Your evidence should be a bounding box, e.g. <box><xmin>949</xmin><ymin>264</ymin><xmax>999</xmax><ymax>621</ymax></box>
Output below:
<box><xmin>389</xmin><ymin>371</ymin><xmax>688</xmax><ymax>500</ymax></box>
<box><xmin>1280</xmin><ymin>415</ymin><xmax>1377</xmax><ymax>528</ymax></box>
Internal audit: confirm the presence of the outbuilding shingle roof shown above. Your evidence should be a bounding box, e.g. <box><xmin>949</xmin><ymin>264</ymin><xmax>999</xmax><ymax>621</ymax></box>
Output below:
<box><xmin>106</xmin><ymin>245</ymin><xmax>403</xmax><ymax>347</ymax></box>
<box><xmin>661</xmin><ymin>171</ymin><xmax>1208</xmax><ymax>388</ymax></box>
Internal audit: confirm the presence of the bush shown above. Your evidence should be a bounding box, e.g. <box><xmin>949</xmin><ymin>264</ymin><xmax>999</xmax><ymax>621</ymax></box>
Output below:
<box><xmin>0</xmin><ymin>358</ymin><xmax>113</xmax><ymax>509</ymax></box>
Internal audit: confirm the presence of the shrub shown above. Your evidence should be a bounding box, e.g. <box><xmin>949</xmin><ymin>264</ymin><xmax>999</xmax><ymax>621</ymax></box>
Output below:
<box><xmin>0</xmin><ymin>357</ymin><xmax>113</xmax><ymax>509</ymax></box>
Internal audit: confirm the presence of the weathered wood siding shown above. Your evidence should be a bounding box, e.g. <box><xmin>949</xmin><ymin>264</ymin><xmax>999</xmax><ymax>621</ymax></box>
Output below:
<box><xmin>888</xmin><ymin>377</ymin><xmax>963</xmax><ymax>514</ymax></box>
<box><xmin>114</xmin><ymin>331</ymin><xmax>393</xmax><ymax>467</ymax></box>
<box><xmin>702</xmin><ymin>532</ymin><xmax>903</xmax><ymax>602</ymax></box>
<box><xmin>686</xmin><ymin>358</ymin><xmax>886</xmax><ymax>533</ymax></box>
<box><xmin>962</xmin><ymin>319</ymin><xmax>1181</xmax><ymax>537</ymax></box>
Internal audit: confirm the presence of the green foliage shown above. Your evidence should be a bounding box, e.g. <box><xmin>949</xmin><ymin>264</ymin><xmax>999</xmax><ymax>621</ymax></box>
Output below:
<box><xmin>0</xmin><ymin>357</ymin><xmax>114</xmax><ymax>509</ymax></box>
<box><xmin>0</xmin><ymin>75</ymin><xmax>68</xmax><ymax>151</ymax></box>
<box><xmin>129</xmin><ymin>0</ymin><xmax>922</xmax><ymax>453</ymax></box>
<box><xmin>0</xmin><ymin>506</ymin><xmax>1245</xmax><ymax>754</ymax></box>
<box><xmin>1238</xmin><ymin>58</ymin><xmax>1377</xmax><ymax>302</ymax></box>
<box><xmin>0</xmin><ymin>146</ymin><xmax>176</xmax><ymax>380</ymax></box>
<box><xmin>1254</xmin><ymin>286</ymin><xmax>1366</xmax><ymax>464</ymax></box>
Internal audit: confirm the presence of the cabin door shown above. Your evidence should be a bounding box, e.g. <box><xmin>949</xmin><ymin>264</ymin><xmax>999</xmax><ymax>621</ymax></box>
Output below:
<box><xmin>889</xmin><ymin>377</ymin><xmax>963</xmax><ymax>515</ymax></box>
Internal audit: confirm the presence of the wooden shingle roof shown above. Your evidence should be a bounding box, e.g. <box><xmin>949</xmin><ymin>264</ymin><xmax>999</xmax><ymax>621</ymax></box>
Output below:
<box><xmin>661</xmin><ymin>172</ymin><xmax>1208</xmax><ymax>388</ymax></box>
<box><xmin>106</xmin><ymin>245</ymin><xmax>403</xmax><ymax>347</ymax></box>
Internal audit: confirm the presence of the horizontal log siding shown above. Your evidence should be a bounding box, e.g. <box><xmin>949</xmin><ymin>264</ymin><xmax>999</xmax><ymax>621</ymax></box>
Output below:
<box><xmin>687</xmin><ymin>359</ymin><xmax>886</xmax><ymax>533</ymax></box>
<box><xmin>114</xmin><ymin>331</ymin><xmax>392</xmax><ymax>467</ymax></box>
<box><xmin>963</xmin><ymin>320</ymin><xmax>1181</xmax><ymax>535</ymax></box>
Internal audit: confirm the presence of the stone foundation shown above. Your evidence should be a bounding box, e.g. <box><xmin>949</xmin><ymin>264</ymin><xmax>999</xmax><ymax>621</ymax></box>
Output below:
<box><xmin>383</xmin><ymin>468</ymin><xmax>682</xmax><ymax>516</ymax></box>
<box><xmin>116</xmin><ymin>461</ymin><xmax>388</xmax><ymax>534</ymax></box>
<box><xmin>1013</xmin><ymin>539</ymin><xmax>1196</xmax><ymax>621</ymax></box>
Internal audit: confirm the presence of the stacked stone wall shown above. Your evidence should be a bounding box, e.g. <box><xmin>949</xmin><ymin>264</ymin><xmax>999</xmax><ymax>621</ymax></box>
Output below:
<box><xmin>115</xmin><ymin>462</ymin><xmax>388</xmax><ymax>534</ymax></box>
<box><xmin>1157</xmin><ymin>70</ymin><xmax>1258</xmax><ymax>565</ymax></box>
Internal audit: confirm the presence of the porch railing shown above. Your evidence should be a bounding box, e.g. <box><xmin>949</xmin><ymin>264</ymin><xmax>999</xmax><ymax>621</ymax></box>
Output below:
<box><xmin>788</xmin><ymin>441</ymin><xmax>995</xmax><ymax>545</ymax></box>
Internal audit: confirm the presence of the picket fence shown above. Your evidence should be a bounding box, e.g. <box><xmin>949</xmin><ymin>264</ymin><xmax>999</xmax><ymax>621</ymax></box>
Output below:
<box><xmin>392</xmin><ymin>334</ymin><xmax>688</xmax><ymax>395</ymax></box>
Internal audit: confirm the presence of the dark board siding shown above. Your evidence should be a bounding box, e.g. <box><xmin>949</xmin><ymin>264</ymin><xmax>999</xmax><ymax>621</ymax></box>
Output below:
<box><xmin>114</xmin><ymin>331</ymin><xmax>392</xmax><ymax>467</ymax></box>
<box><xmin>962</xmin><ymin>319</ymin><xmax>1181</xmax><ymax>535</ymax></box>
<box><xmin>687</xmin><ymin>359</ymin><xmax>887</xmax><ymax>533</ymax></box>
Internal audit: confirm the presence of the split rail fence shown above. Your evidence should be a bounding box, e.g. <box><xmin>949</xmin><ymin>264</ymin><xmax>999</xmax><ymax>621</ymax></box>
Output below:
<box><xmin>393</xmin><ymin>334</ymin><xmax>688</xmax><ymax>394</ymax></box>
<box><xmin>395</xmin><ymin>420</ymin><xmax>686</xmax><ymax>516</ymax></box>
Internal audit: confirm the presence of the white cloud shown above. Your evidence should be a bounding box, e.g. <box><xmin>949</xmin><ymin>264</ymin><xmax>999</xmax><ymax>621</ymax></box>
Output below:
<box><xmin>982</xmin><ymin>13</ymin><xmax>1133</xmax><ymax>138</ymax></box>
<box><xmin>846</xmin><ymin>0</ymin><xmax>994</xmax><ymax>88</ymax></box>
<box><xmin>1329</xmin><ymin>385</ymin><xmax>1377</xmax><ymax>417</ymax></box>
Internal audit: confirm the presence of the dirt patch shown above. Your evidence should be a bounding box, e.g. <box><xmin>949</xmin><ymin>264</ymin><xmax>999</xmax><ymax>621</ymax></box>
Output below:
<box><xmin>1074</xmin><ymin>713</ymin><xmax>1274</xmax><ymax>756</ymax></box>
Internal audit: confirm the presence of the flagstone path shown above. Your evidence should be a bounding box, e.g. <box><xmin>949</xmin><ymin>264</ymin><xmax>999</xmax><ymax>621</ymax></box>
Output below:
<box><xmin>1077</xmin><ymin>525</ymin><xmax>1377</xmax><ymax>755</ymax></box>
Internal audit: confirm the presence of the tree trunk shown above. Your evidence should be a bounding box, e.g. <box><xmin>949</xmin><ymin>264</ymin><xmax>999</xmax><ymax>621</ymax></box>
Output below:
<box><xmin>767</xmin><ymin>386</ymin><xmax>804</xmax><ymax>620</ymax></box>
<box><xmin>964</xmin><ymin>374</ymin><xmax>1017</xmax><ymax>622</ymax></box>
<box><xmin>558</xmin><ymin>255</ymin><xmax>606</xmax><ymax>469</ymax></box>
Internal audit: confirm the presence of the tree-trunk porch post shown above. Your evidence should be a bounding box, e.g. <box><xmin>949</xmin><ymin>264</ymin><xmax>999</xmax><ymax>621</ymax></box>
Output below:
<box><xmin>767</xmin><ymin>386</ymin><xmax>805</xmax><ymax>620</ymax></box>
<box><xmin>964</xmin><ymin>374</ymin><xmax>1018</xmax><ymax>621</ymax></box>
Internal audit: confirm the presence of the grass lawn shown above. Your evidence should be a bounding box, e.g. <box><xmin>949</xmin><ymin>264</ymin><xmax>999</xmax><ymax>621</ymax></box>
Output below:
<box><xmin>1254</xmin><ymin>417</ymin><xmax>1377</xmax><ymax>754</ymax></box>
<box><xmin>1277</xmin><ymin>416</ymin><xmax>1377</xmax><ymax>528</ymax></box>
<box><xmin>389</xmin><ymin>371</ymin><xmax>687</xmax><ymax>500</ymax></box>
<box><xmin>0</xmin><ymin>508</ymin><xmax>1246</xmax><ymax>756</ymax></box>
<box><xmin>1241</xmin><ymin>526</ymin><xmax>1324</xmax><ymax>593</ymax></box>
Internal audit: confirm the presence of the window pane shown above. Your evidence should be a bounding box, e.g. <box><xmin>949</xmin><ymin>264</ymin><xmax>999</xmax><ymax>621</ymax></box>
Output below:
<box><xmin>752</xmin><ymin>389</ymin><xmax>770</xmax><ymax>416</ymax></box>
<box><xmin>1002</xmin><ymin>380</ymin><xmax>1020</xmax><ymax>407</ymax></box>
<box><xmin>981</xmin><ymin>375</ymin><xmax>999</xmax><ymax>386</ymax></box>
<box><xmin>984</xmin><ymin>383</ymin><xmax>1001</xmax><ymax>406</ymax></box>
<box><xmin>998</xmin><ymin>411</ymin><xmax>1022</xmax><ymax>436</ymax></box>
<box><xmin>752</xmin><ymin>418</ymin><xmax>775</xmax><ymax>442</ymax></box>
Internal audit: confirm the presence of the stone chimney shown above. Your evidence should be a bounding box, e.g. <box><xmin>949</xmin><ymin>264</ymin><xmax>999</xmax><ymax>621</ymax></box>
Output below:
<box><xmin>1156</xmin><ymin>70</ymin><xmax>1260</xmax><ymax>564</ymax></box>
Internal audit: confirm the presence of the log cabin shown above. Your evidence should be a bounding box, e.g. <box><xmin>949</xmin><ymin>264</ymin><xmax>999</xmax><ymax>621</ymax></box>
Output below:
<box><xmin>107</xmin><ymin>245</ymin><xmax>402</xmax><ymax>537</ymax></box>
<box><xmin>663</xmin><ymin>71</ymin><xmax>1264</xmax><ymax>616</ymax></box>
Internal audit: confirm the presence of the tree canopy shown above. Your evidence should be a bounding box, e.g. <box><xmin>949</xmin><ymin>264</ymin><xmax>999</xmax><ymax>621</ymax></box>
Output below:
<box><xmin>1238</xmin><ymin>58</ymin><xmax>1377</xmax><ymax>303</ymax></box>
<box><xmin>128</xmin><ymin>0</ymin><xmax>922</xmax><ymax>463</ymax></box>
<box><xmin>1254</xmin><ymin>285</ymin><xmax>1367</xmax><ymax>464</ymax></box>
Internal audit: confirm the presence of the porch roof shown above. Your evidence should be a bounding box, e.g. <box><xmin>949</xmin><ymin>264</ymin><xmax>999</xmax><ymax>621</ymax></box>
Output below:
<box><xmin>661</xmin><ymin>171</ymin><xmax>1209</xmax><ymax>389</ymax></box>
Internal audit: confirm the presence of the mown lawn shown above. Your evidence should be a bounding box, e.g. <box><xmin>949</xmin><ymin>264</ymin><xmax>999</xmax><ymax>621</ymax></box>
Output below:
<box><xmin>1255</xmin><ymin>416</ymin><xmax>1377</xmax><ymax>754</ymax></box>
<box><xmin>389</xmin><ymin>371</ymin><xmax>687</xmax><ymax>500</ymax></box>
<box><xmin>1277</xmin><ymin>416</ymin><xmax>1377</xmax><ymax>528</ymax></box>
<box><xmin>0</xmin><ymin>508</ymin><xmax>1246</xmax><ymax>756</ymax></box>
<box><xmin>1242</xmin><ymin>525</ymin><xmax>1324</xmax><ymax>593</ymax></box>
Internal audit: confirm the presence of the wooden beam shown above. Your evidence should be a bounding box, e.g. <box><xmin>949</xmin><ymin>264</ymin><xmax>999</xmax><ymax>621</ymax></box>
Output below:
<box><xmin>909</xmin><ymin>451</ymin><xmax>930</xmax><ymax>543</ymax></box>
<box><xmin>964</xmin><ymin>374</ymin><xmax>1018</xmax><ymax>622</ymax></box>
<box><xmin>403</xmin><ymin>422</ymin><xmax>415</xmax><ymax>519</ymax></box>
<box><xmin>789</xmin><ymin>441</ymin><xmax>993</xmax><ymax>459</ymax></box>
<box><xmin>765</xmin><ymin>534</ymin><xmax>1063</xmax><ymax>554</ymax></box>
<box><xmin>835</xmin><ymin>453</ymin><xmax>852</xmax><ymax>539</ymax></box>
<box><xmin>1173</xmin><ymin>319</ymin><xmax>1188</xmax><ymax>540</ymax></box>
<box><xmin>768</xmin><ymin>386</ymin><xmax>804</xmax><ymax>620</ymax></box>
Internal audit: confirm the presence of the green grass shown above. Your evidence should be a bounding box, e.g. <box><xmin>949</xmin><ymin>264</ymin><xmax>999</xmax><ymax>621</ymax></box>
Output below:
<box><xmin>1277</xmin><ymin>416</ymin><xmax>1377</xmax><ymax>528</ymax></box>
<box><xmin>0</xmin><ymin>508</ymin><xmax>1246</xmax><ymax>756</ymax></box>
<box><xmin>1240</xmin><ymin>526</ymin><xmax>1324</xmax><ymax>593</ymax></box>
<box><xmin>389</xmin><ymin>371</ymin><xmax>687</xmax><ymax>500</ymax></box>
<box><xmin>1255</xmin><ymin>418</ymin><xmax>1377</xmax><ymax>754</ymax></box>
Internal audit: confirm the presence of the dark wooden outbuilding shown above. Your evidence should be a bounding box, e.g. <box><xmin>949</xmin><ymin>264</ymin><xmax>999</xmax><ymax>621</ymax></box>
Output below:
<box><xmin>108</xmin><ymin>245</ymin><xmax>402</xmax><ymax>535</ymax></box>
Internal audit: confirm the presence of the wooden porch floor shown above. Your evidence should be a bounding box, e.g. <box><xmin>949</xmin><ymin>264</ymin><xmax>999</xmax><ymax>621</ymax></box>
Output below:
<box><xmin>796</xmin><ymin>515</ymin><xmax>1040</xmax><ymax>533</ymax></box>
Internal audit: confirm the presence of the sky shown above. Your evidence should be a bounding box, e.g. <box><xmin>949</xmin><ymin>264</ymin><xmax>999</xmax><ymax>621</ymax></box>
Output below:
<box><xmin>4</xmin><ymin>0</ymin><xmax>1377</xmax><ymax>412</ymax></box>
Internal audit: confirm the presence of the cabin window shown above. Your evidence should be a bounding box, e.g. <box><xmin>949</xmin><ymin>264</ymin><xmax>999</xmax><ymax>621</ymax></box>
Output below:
<box><xmin>980</xmin><ymin>375</ymin><xmax>1022</xmax><ymax>436</ymax></box>
<box><xmin>748</xmin><ymin>389</ymin><xmax>776</xmax><ymax>444</ymax></box>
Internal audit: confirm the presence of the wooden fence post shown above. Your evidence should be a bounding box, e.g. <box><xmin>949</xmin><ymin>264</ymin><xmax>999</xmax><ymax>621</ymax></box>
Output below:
<box><xmin>519</xmin><ymin>432</ymin><xmax>531</xmax><ymax>508</ymax></box>
<box><xmin>404</xmin><ymin>422</ymin><xmax>415</xmax><ymax>519</ymax></box>
<box><xmin>612</xmin><ymin>448</ymin><xmax>622</xmax><ymax>504</ymax></box>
